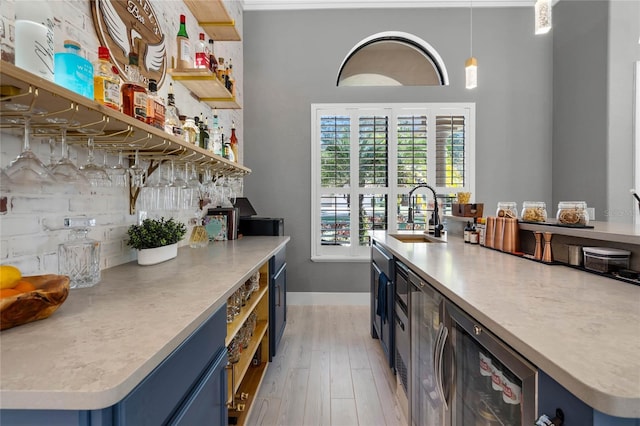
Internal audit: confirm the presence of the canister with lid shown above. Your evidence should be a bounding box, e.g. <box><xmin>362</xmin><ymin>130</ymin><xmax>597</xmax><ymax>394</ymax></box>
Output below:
<box><xmin>556</xmin><ymin>201</ymin><xmax>589</xmax><ymax>226</ymax></box>
<box><xmin>521</xmin><ymin>201</ymin><xmax>547</xmax><ymax>222</ymax></box>
<box><xmin>496</xmin><ymin>202</ymin><xmax>517</xmax><ymax>218</ymax></box>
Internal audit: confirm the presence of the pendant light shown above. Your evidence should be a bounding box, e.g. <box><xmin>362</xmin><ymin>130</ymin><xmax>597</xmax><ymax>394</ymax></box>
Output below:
<box><xmin>465</xmin><ymin>0</ymin><xmax>477</xmax><ymax>89</ymax></box>
<box><xmin>535</xmin><ymin>0</ymin><xmax>552</xmax><ymax>35</ymax></box>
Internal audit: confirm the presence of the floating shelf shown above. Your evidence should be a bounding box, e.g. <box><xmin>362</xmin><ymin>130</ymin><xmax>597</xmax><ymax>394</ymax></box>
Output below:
<box><xmin>169</xmin><ymin>68</ymin><xmax>240</xmax><ymax>109</ymax></box>
<box><xmin>183</xmin><ymin>0</ymin><xmax>241</xmax><ymax>41</ymax></box>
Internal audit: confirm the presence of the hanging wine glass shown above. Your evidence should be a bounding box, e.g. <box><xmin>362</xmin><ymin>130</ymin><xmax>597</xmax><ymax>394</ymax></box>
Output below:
<box><xmin>50</xmin><ymin>126</ymin><xmax>89</xmax><ymax>186</ymax></box>
<box><xmin>184</xmin><ymin>162</ymin><xmax>202</xmax><ymax>212</ymax></box>
<box><xmin>4</xmin><ymin>115</ymin><xmax>58</xmax><ymax>187</ymax></box>
<box><xmin>167</xmin><ymin>159</ymin><xmax>186</xmax><ymax>211</ymax></box>
<box><xmin>79</xmin><ymin>136</ymin><xmax>111</xmax><ymax>187</ymax></box>
<box><xmin>107</xmin><ymin>150</ymin><xmax>128</xmax><ymax>187</ymax></box>
<box><xmin>128</xmin><ymin>150</ymin><xmax>146</xmax><ymax>188</ymax></box>
<box><xmin>44</xmin><ymin>137</ymin><xmax>58</xmax><ymax>169</ymax></box>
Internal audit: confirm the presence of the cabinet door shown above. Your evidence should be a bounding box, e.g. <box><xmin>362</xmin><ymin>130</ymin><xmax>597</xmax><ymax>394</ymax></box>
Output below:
<box><xmin>168</xmin><ymin>349</ymin><xmax>228</xmax><ymax>426</ymax></box>
<box><xmin>410</xmin><ymin>276</ymin><xmax>446</xmax><ymax>426</ymax></box>
<box><xmin>371</xmin><ymin>261</ymin><xmax>392</xmax><ymax>364</ymax></box>
<box><xmin>272</xmin><ymin>263</ymin><xmax>287</xmax><ymax>355</ymax></box>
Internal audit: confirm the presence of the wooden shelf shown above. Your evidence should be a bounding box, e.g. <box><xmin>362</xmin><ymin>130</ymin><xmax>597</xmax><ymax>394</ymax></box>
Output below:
<box><xmin>227</xmin><ymin>320</ymin><xmax>268</xmax><ymax>403</ymax></box>
<box><xmin>226</xmin><ymin>283</ymin><xmax>268</xmax><ymax>346</ymax></box>
<box><xmin>0</xmin><ymin>62</ymin><xmax>249</xmax><ymax>174</ymax></box>
<box><xmin>183</xmin><ymin>0</ymin><xmax>241</xmax><ymax>41</ymax></box>
<box><xmin>228</xmin><ymin>362</ymin><xmax>269</xmax><ymax>425</ymax></box>
<box><xmin>169</xmin><ymin>69</ymin><xmax>240</xmax><ymax>109</ymax></box>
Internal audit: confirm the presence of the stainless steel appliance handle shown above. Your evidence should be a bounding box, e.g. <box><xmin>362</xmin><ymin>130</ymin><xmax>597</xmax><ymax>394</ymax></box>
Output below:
<box><xmin>433</xmin><ymin>322</ymin><xmax>445</xmax><ymax>407</ymax></box>
<box><xmin>437</xmin><ymin>325</ymin><xmax>449</xmax><ymax>411</ymax></box>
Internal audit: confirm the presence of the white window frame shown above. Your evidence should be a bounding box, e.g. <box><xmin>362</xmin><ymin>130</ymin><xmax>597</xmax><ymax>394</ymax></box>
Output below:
<box><xmin>311</xmin><ymin>102</ymin><xmax>476</xmax><ymax>262</ymax></box>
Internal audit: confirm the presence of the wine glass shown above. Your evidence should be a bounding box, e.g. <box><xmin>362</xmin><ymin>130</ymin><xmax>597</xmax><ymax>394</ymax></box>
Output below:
<box><xmin>107</xmin><ymin>150</ymin><xmax>128</xmax><ymax>187</ymax></box>
<box><xmin>79</xmin><ymin>136</ymin><xmax>111</xmax><ymax>187</ymax></box>
<box><xmin>50</xmin><ymin>127</ymin><xmax>90</xmax><ymax>187</ymax></box>
<box><xmin>3</xmin><ymin>115</ymin><xmax>58</xmax><ymax>187</ymax></box>
<box><xmin>128</xmin><ymin>150</ymin><xmax>146</xmax><ymax>188</ymax></box>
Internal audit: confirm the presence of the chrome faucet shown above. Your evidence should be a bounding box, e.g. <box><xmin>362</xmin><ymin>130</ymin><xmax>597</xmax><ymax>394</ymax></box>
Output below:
<box><xmin>407</xmin><ymin>183</ymin><xmax>443</xmax><ymax>237</ymax></box>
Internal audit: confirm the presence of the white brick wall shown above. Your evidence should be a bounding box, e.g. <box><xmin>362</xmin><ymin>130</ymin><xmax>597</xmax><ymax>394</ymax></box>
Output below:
<box><xmin>0</xmin><ymin>0</ymin><xmax>244</xmax><ymax>275</ymax></box>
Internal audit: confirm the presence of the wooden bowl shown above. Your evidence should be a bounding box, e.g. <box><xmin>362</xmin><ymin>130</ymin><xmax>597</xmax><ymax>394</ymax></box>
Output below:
<box><xmin>0</xmin><ymin>274</ymin><xmax>70</xmax><ymax>331</ymax></box>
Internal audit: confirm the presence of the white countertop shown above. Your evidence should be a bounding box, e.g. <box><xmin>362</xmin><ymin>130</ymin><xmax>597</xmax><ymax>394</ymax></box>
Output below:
<box><xmin>372</xmin><ymin>230</ymin><xmax>640</xmax><ymax>419</ymax></box>
<box><xmin>0</xmin><ymin>236</ymin><xmax>289</xmax><ymax>411</ymax></box>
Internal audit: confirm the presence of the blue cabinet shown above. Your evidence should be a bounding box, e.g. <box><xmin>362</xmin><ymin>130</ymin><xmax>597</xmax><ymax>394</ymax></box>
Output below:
<box><xmin>269</xmin><ymin>246</ymin><xmax>287</xmax><ymax>360</ymax></box>
<box><xmin>370</xmin><ymin>241</ymin><xmax>394</xmax><ymax>368</ymax></box>
<box><xmin>1</xmin><ymin>305</ymin><xmax>228</xmax><ymax>426</ymax></box>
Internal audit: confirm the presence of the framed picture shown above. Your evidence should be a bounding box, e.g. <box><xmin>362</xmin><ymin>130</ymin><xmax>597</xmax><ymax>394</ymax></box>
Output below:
<box><xmin>205</xmin><ymin>207</ymin><xmax>239</xmax><ymax>240</ymax></box>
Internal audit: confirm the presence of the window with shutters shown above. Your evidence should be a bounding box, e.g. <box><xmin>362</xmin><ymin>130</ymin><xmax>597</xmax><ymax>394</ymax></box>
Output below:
<box><xmin>311</xmin><ymin>103</ymin><xmax>475</xmax><ymax>260</ymax></box>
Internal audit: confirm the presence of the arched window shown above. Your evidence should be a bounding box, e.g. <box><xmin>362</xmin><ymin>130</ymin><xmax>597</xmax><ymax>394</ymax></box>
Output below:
<box><xmin>336</xmin><ymin>31</ymin><xmax>449</xmax><ymax>87</ymax></box>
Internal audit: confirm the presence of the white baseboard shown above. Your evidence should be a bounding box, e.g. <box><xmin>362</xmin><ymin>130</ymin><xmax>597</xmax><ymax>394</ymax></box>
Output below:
<box><xmin>287</xmin><ymin>292</ymin><xmax>369</xmax><ymax>306</ymax></box>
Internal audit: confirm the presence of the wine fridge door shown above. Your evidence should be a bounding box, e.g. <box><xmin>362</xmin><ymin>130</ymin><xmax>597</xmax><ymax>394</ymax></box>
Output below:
<box><xmin>445</xmin><ymin>301</ymin><xmax>537</xmax><ymax>426</ymax></box>
<box><xmin>410</xmin><ymin>272</ymin><xmax>446</xmax><ymax>426</ymax></box>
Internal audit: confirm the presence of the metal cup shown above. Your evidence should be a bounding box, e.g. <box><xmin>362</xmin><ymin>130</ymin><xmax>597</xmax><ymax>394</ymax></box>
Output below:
<box><xmin>568</xmin><ymin>245</ymin><xmax>583</xmax><ymax>266</ymax></box>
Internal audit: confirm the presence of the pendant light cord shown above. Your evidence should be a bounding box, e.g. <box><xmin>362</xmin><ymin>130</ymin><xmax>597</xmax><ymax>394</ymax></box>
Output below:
<box><xmin>470</xmin><ymin>0</ymin><xmax>473</xmax><ymax>57</ymax></box>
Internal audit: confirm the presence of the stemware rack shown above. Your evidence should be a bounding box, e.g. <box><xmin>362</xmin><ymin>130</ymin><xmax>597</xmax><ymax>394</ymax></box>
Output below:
<box><xmin>0</xmin><ymin>62</ymin><xmax>250</xmax><ymax>213</ymax></box>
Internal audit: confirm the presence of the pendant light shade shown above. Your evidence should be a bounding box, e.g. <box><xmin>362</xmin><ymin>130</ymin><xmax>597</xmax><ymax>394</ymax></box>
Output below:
<box><xmin>535</xmin><ymin>0</ymin><xmax>552</xmax><ymax>35</ymax></box>
<box><xmin>465</xmin><ymin>57</ymin><xmax>477</xmax><ymax>89</ymax></box>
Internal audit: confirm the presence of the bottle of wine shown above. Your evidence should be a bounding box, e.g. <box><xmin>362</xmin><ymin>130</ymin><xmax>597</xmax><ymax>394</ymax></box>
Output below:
<box><xmin>176</xmin><ymin>14</ymin><xmax>191</xmax><ymax>70</ymax></box>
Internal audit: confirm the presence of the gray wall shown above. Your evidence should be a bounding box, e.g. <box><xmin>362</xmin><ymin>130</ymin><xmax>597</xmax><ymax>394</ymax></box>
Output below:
<box><xmin>553</xmin><ymin>0</ymin><xmax>640</xmax><ymax>223</ymax></box>
<box><xmin>243</xmin><ymin>7</ymin><xmax>552</xmax><ymax>293</ymax></box>
<box><xmin>607</xmin><ymin>0</ymin><xmax>640</xmax><ymax>222</ymax></box>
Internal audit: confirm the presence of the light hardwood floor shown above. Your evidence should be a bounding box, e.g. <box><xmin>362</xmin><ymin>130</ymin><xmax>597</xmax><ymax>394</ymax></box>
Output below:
<box><xmin>246</xmin><ymin>305</ymin><xmax>408</xmax><ymax>426</ymax></box>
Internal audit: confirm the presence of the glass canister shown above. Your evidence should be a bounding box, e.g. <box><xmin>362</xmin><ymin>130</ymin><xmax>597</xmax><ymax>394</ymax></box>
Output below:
<box><xmin>556</xmin><ymin>201</ymin><xmax>589</xmax><ymax>226</ymax></box>
<box><xmin>189</xmin><ymin>217</ymin><xmax>209</xmax><ymax>248</ymax></box>
<box><xmin>58</xmin><ymin>217</ymin><xmax>101</xmax><ymax>289</ymax></box>
<box><xmin>521</xmin><ymin>201</ymin><xmax>547</xmax><ymax>222</ymax></box>
<box><xmin>496</xmin><ymin>202</ymin><xmax>518</xmax><ymax>218</ymax></box>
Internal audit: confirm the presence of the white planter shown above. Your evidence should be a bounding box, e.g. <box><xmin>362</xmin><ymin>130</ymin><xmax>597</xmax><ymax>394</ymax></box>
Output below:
<box><xmin>137</xmin><ymin>243</ymin><xmax>178</xmax><ymax>266</ymax></box>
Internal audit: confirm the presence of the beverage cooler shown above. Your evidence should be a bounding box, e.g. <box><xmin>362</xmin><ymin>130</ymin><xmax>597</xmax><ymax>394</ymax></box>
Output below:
<box><xmin>410</xmin><ymin>275</ymin><xmax>538</xmax><ymax>426</ymax></box>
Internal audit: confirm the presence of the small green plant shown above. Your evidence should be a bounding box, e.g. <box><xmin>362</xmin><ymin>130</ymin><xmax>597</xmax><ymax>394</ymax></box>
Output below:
<box><xmin>126</xmin><ymin>217</ymin><xmax>187</xmax><ymax>250</ymax></box>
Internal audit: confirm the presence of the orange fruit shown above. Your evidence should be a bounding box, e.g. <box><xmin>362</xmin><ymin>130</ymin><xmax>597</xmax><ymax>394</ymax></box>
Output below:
<box><xmin>13</xmin><ymin>280</ymin><xmax>36</xmax><ymax>293</ymax></box>
<box><xmin>0</xmin><ymin>288</ymin><xmax>21</xmax><ymax>299</ymax></box>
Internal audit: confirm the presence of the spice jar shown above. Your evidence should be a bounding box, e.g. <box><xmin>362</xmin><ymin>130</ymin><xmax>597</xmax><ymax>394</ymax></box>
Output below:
<box><xmin>496</xmin><ymin>202</ymin><xmax>518</xmax><ymax>218</ymax></box>
<box><xmin>556</xmin><ymin>201</ymin><xmax>589</xmax><ymax>226</ymax></box>
<box><xmin>521</xmin><ymin>201</ymin><xmax>547</xmax><ymax>222</ymax></box>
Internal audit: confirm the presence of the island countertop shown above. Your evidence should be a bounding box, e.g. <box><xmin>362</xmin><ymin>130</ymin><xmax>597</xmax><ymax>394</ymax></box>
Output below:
<box><xmin>372</xmin><ymin>230</ymin><xmax>640</xmax><ymax>419</ymax></box>
<box><xmin>0</xmin><ymin>236</ymin><xmax>289</xmax><ymax>410</ymax></box>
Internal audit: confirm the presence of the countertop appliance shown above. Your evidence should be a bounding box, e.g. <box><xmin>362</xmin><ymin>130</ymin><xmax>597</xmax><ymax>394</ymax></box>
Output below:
<box><xmin>411</xmin><ymin>272</ymin><xmax>537</xmax><ymax>426</ymax></box>
<box><xmin>233</xmin><ymin>197</ymin><xmax>284</xmax><ymax>237</ymax></box>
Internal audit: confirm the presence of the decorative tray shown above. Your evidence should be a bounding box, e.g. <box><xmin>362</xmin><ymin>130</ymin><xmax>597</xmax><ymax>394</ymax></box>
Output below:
<box><xmin>518</xmin><ymin>220</ymin><xmax>594</xmax><ymax>229</ymax></box>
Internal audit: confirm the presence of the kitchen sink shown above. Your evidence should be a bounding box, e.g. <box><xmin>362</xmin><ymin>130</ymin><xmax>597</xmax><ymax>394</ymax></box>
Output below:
<box><xmin>389</xmin><ymin>233</ymin><xmax>446</xmax><ymax>244</ymax></box>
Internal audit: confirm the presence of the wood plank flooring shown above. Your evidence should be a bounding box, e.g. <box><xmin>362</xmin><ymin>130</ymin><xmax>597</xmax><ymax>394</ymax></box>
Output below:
<box><xmin>247</xmin><ymin>305</ymin><xmax>408</xmax><ymax>426</ymax></box>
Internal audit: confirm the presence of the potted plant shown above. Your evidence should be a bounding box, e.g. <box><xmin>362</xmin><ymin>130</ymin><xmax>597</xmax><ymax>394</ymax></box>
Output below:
<box><xmin>127</xmin><ymin>217</ymin><xmax>187</xmax><ymax>265</ymax></box>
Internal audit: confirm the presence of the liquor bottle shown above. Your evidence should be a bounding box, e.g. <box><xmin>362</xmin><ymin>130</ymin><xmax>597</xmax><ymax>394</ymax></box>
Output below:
<box><xmin>464</xmin><ymin>221</ymin><xmax>472</xmax><ymax>243</ymax></box>
<box><xmin>93</xmin><ymin>46</ymin><xmax>120</xmax><ymax>111</ymax></box>
<box><xmin>209</xmin><ymin>113</ymin><xmax>222</xmax><ymax>156</ymax></box>
<box><xmin>183</xmin><ymin>117</ymin><xmax>199</xmax><ymax>145</ymax></box>
<box><xmin>208</xmin><ymin>39</ymin><xmax>218</xmax><ymax>75</ymax></box>
<box><xmin>199</xmin><ymin>117</ymin><xmax>210</xmax><ymax>150</ymax></box>
<box><xmin>14</xmin><ymin>0</ymin><xmax>54</xmax><ymax>81</ymax></box>
<box><xmin>146</xmin><ymin>79</ymin><xmax>166</xmax><ymax>130</ymax></box>
<box><xmin>216</xmin><ymin>57</ymin><xmax>225</xmax><ymax>81</ymax></box>
<box><xmin>195</xmin><ymin>33</ymin><xmax>209</xmax><ymax>69</ymax></box>
<box><xmin>54</xmin><ymin>40</ymin><xmax>94</xmax><ymax>99</ymax></box>
<box><xmin>164</xmin><ymin>83</ymin><xmax>182</xmax><ymax>136</ymax></box>
<box><xmin>230</xmin><ymin>121</ymin><xmax>239</xmax><ymax>163</ymax></box>
<box><xmin>227</xmin><ymin>60</ymin><xmax>236</xmax><ymax>96</ymax></box>
<box><xmin>224</xmin><ymin>59</ymin><xmax>232</xmax><ymax>93</ymax></box>
<box><xmin>121</xmin><ymin>52</ymin><xmax>147</xmax><ymax>122</ymax></box>
<box><xmin>176</xmin><ymin>14</ymin><xmax>191</xmax><ymax>70</ymax></box>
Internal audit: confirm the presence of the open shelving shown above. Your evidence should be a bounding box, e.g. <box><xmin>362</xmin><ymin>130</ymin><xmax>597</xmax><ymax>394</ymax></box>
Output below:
<box><xmin>183</xmin><ymin>0</ymin><xmax>241</xmax><ymax>41</ymax></box>
<box><xmin>226</xmin><ymin>262</ymin><xmax>270</xmax><ymax>425</ymax></box>
<box><xmin>169</xmin><ymin>68</ymin><xmax>240</xmax><ymax>109</ymax></box>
